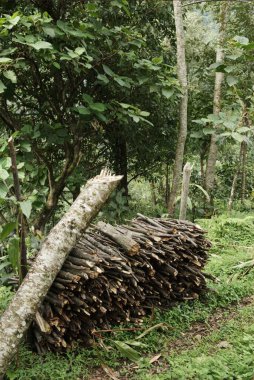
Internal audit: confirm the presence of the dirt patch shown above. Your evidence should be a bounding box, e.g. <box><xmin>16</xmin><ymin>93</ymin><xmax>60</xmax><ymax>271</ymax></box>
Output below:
<box><xmin>86</xmin><ymin>295</ymin><xmax>254</xmax><ymax>380</ymax></box>
<box><xmin>168</xmin><ymin>295</ymin><xmax>254</xmax><ymax>353</ymax></box>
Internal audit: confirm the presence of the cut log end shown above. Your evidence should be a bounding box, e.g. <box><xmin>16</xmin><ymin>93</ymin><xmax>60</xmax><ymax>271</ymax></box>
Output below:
<box><xmin>33</xmin><ymin>216</ymin><xmax>211</xmax><ymax>352</ymax></box>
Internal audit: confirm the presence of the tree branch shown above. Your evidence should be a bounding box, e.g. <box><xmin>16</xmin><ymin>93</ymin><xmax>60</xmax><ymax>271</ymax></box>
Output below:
<box><xmin>8</xmin><ymin>137</ymin><xmax>28</xmax><ymax>281</ymax></box>
<box><xmin>183</xmin><ymin>0</ymin><xmax>253</xmax><ymax>6</ymax></box>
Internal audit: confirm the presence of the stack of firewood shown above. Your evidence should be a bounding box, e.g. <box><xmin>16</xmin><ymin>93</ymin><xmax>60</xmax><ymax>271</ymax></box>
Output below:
<box><xmin>32</xmin><ymin>214</ymin><xmax>211</xmax><ymax>353</ymax></box>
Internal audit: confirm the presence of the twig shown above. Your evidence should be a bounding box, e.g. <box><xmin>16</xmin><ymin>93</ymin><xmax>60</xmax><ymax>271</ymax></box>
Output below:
<box><xmin>8</xmin><ymin>137</ymin><xmax>21</xmax><ymax>202</ymax></box>
<box><xmin>92</xmin><ymin>327</ymin><xmax>144</xmax><ymax>335</ymax></box>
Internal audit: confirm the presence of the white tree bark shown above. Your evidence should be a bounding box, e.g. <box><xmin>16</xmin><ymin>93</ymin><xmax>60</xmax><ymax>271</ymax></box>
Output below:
<box><xmin>205</xmin><ymin>1</ymin><xmax>228</xmax><ymax>196</ymax></box>
<box><xmin>168</xmin><ymin>0</ymin><xmax>188</xmax><ymax>216</ymax></box>
<box><xmin>0</xmin><ymin>170</ymin><xmax>122</xmax><ymax>377</ymax></box>
<box><xmin>179</xmin><ymin>162</ymin><xmax>192</xmax><ymax>220</ymax></box>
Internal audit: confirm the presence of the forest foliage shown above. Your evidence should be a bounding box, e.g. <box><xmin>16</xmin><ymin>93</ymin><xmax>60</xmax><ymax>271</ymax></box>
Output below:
<box><xmin>0</xmin><ymin>0</ymin><xmax>254</xmax><ymax>299</ymax></box>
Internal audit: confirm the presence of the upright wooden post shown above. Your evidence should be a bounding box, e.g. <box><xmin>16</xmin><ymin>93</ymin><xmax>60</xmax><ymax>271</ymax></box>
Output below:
<box><xmin>179</xmin><ymin>162</ymin><xmax>192</xmax><ymax>220</ymax></box>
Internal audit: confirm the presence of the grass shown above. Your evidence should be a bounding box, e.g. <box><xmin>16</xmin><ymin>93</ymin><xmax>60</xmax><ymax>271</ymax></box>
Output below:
<box><xmin>1</xmin><ymin>212</ymin><xmax>254</xmax><ymax>380</ymax></box>
<box><xmin>136</xmin><ymin>304</ymin><xmax>254</xmax><ymax>380</ymax></box>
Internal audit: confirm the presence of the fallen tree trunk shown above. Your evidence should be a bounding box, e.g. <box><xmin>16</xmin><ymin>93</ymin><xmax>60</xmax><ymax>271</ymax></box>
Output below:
<box><xmin>0</xmin><ymin>170</ymin><xmax>122</xmax><ymax>378</ymax></box>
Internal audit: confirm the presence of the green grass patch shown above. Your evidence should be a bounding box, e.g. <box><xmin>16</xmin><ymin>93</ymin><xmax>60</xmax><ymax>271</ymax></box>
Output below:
<box><xmin>136</xmin><ymin>304</ymin><xmax>254</xmax><ymax>380</ymax></box>
<box><xmin>3</xmin><ymin>212</ymin><xmax>254</xmax><ymax>380</ymax></box>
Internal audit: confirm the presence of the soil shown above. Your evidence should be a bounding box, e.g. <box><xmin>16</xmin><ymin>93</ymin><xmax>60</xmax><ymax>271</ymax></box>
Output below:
<box><xmin>86</xmin><ymin>295</ymin><xmax>254</xmax><ymax>380</ymax></box>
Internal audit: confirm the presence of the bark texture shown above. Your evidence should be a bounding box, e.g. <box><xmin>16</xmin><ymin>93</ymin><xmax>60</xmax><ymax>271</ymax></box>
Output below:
<box><xmin>0</xmin><ymin>170</ymin><xmax>122</xmax><ymax>377</ymax></box>
<box><xmin>227</xmin><ymin>141</ymin><xmax>246</xmax><ymax>211</ymax></box>
<box><xmin>179</xmin><ymin>162</ymin><xmax>192</xmax><ymax>220</ymax></box>
<box><xmin>8</xmin><ymin>136</ymin><xmax>27</xmax><ymax>280</ymax></box>
<box><xmin>168</xmin><ymin>0</ymin><xmax>188</xmax><ymax>216</ymax></box>
<box><xmin>241</xmin><ymin>141</ymin><xmax>247</xmax><ymax>204</ymax></box>
<box><xmin>205</xmin><ymin>1</ymin><xmax>228</xmax><ymax>197</ymax></box>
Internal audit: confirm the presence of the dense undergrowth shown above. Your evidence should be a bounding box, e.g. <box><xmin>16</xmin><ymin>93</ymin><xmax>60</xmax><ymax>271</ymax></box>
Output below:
<box><xmin>1</xmin><ymin>212</ymin><xmax>254</xmax><ymax>380</ymax></box>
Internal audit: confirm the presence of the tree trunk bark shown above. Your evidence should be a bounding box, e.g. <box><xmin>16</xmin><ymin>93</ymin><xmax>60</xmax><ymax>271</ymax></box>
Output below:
<box><xmin>114</xmin><ymin>134</ymin><xmax>128</xmax><ymax>198</ymax></box>
<box><xmin>241</xmin><ymin>141</ymin><xmax>247</xmax><ymax>204</ymax></box>
<box><xmin>150</xmin><ymin>181</ymin><xmax>157</xmax><ymax>206</ymax></box>
<box><xmin>168</xmin><ymin>0</ymin><xmax>188</xmax><ymax>216</ymax></box>
<box><xmin>227</xmin><ymin>143</ymin><xmax>244</xmax><ymax>212</ymax></box>
<box><xmin>0</xmin><ymin>170</ymin><xmax>122</xmax><ymax>378</ymax></box>
<box><xmin>165</xmin><ymin>163</ymin><xmax>170</xmax><ymax>207</ymax></box>
<box><xmin>179</xmin><ymin>162</ymin><xmax>192</xmax><ymax>220</ymax></box>
<box><xmin>205</xmin><ymin>1</ymin><xmax>228</xmax><ymax>200</ymax></box>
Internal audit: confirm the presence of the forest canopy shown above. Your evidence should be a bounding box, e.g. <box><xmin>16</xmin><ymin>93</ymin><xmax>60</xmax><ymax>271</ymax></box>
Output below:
<box><xmin>0</xmin><ymin>0</ymin><xmax>254</xmax><ymax>284</ymax></box>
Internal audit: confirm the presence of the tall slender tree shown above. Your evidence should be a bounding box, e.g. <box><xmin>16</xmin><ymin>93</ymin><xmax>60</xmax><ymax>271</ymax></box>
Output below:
<box><xmin>168</xmin><ymin>0</ymin><xmax>188</xmax><ymax>215</ymax></box>
<box><xmin>205</xmin><ymin>1</ymin><xmax>229</xmax><ymax>201</ymax></box>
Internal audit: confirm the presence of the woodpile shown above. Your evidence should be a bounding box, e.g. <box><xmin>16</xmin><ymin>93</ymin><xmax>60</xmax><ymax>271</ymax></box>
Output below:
<box><xmin>32</xmin><ymin>214</ymin><xmax>211</xmax><ymax>352</ymax></box>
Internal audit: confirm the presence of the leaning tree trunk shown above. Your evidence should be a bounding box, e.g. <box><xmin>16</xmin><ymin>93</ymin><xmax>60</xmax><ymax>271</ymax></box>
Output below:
<box><xmin>0</xmin><ymin>170</ymin><xmax>122</xmax><ymax>378</ymax></box>
<box><xmin>205</xmin><ymin>1</ymin><xmax>228</xmax><ymax>203</ymax></box>
<box><xmin>168</xmin><ymin>0</ymin><xmax>188</xmax><ymax>216</ymax></box>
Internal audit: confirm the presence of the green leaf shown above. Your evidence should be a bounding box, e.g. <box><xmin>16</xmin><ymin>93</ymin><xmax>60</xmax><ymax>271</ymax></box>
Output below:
<box><xmin>53</xmin><ymin>62</ymin><xmax>60</xmax><ymax>69</ymax></box>
<box><xmin>208</xmin><ymin>62</ymin><xmax>225</xmax><ymax>71</ymax></box>
<box><xmin>0</xmin><ymin>57</ymin><xmax>12</xmax><ymax>64</ymax></box>
<box><xmin>20</xmin><ymin>200</ymin><xmax>32</xmax><ymax>219</ymax></box>
<box><xmin>203</xmin><ymin>128</ymin><xmax>214</xmax><ymax>135</ymax></box>
<box><xmin>162</xmin><ymin>88</ymin><xmax>174</xmax><ymax>99</ymax></box>
<box><xmin>232</xmin><ymin>132</ymin><xmax>244</xmax><ymax>142</ymax></box>
<box><xmin>226</xmin><ymin>76</ymin><xmax>238</xmax><ymax>87</ymax></box>
<box><xmin>192</xmin><ymin>119</ymin><xmax>205</xmax><ymax>125</ymax></box>
<box><xmin>3</xmin><ymin>70</ymin><xmax>17</xmax><ymax>83</ymax></box>
<box><xmin>207</xmin><ymin>114</ymin><xmax>221</xmax><ymax>123</ymax></box>
<box><xmin>20</xmin><ymin>142</ymin><xmax>31</xmax><ymax>152</ymax></box>
<box><xmin>226</xmin><ymin>52</ymin><xmax>242</xmax><ymax>60</ymax></box>
<box><xmin>17</xmin><ymin>162</ymin><xmax>25</xmax><ymax>169</ymax></box>
<box><xmin>224</xmin><ymin>66</ymin><xmax>235</xmax><ymax>73</ymax></box>
<box><xmin>43</xmin><ymin>26</ymin><xmax>56</xmax><ymax>38</ymax></box>
<box><xmin>0</xmin><ymin>184</ymin><xmax>8</xmax><ymax>198</ymax></box>
<box><xmin>110</xmin><ymin>0</ymin><xmax>130</xmax><ymax>16</ymax></box>
<box><xmin>220</xmin><ymin>132</ymin><xmax>231</xmax><ymax>137</ymax></box>
<box><xmin>83</xmin><ymin>94</ymin><xmax>93</xmax><ymax>104</ymax></box>
<box><xmin>0</xmin><ymin>168</ymin><xmax>9</xmax><ymax>180</ymax></box>
<box><xmin>233</xmin><ymin>36</ymin><xmax>249</xmax><ymax>45</ymax></box>
<box><xmin>8</xmin><ymin>236</ymin><xmax>20</xmax><ymax>271</ymax></box>
<box><xmin>74</xmin><ymin>47</ymin><xmax>86</xmax><ymax>56</ymax></box>
<box><xmin>119</xmin><ymin>103</ymin><xmax>131</xmax><ymax>109</ymax></box>
<box><xmin>97</xmin><ymin>74</ymin><xmax>109</xmax><ymax>84</ymax></box>
<box><xmin>139</xmin><ymin>111</ymin><xmax>150</xmax><ymax>117</ymax></box>
<box><xmin>190</xmin><ymin>131</ymin><xmax>203</xmax><ymax>139</ymax></box>
<box><xmin>191</xmin><ymin>184</ymin><xmax>210</xmax><ymax>202</ymax></box>
<box><xmin>136</xmin><ymin>323</ymin><xmax>168</xmax><ymax>340</ymax></box>
<box><xmin>125</xmin><ymin>341</ymin><xmax>147</xmax><ymax>348</ymax></box>
<box><xmin>29</xmin><ymin>41</ymin><xmax>53</xmax><ymax>50</ymax></box>
<box><xmin>238</xmin><ymin>127</ymin><xmax>249</xmax><ymax>133</ymax></box>
<box><xmin>90</xmin><ymin>103</ymin><xmax>106</xmax><ymax>112</ymax></box>
<box><xmin>0</xmin><ymin>261</ymin><xmax>10</xmax><ymax>272</ymax></box>
<box><xmin>0</xmin><ymin>80</ymin><xmax>7</xmax><ymax>94</ymax></box>
<box><xmin>102</xmin><ymin>64</ymin><xmax>115</xmax><ymax>77</ymax></box>
<box><xmin>152</xmin><ymin>56</ymin><xmax>163</xmax><ymax>64</ymax></box>
<box><xmin>8</xmin><ymin>15</ymin><xmax>20</xmax><ymax>26</ymax></box>
<box><xmin>114</xmin><ymin>341</ymin><xmax>141</xmax><ymax>362</ymax></box>
<box><xmin>75</xmin><ymin>106</ymin><xmax>91</xmax><ymax>115</ymax></box>
<box><xmin>132</xmin><ymin>115</ymin><xmax>140</xmax><ymax>123</ymax></box>
<box><xmin>0</xmin><ymin>222</ymin><xmax>16</xmax><ymax>240</ymax></box>
<box><xmin>114</xmin><ymin>76</ymin><xmax>131</xmax><ymax>88</ymax></box>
